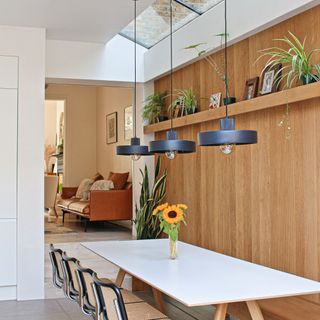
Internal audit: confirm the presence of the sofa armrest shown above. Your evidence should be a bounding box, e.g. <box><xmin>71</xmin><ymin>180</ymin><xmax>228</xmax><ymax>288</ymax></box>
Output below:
<box><xmin>89</xmin><ymin>189</ymin><xmax>132</xmax><ymax>221</ymax></box>
<box><xmin>61</xmin><ymin>187</ymin><xmax>78</xmax><ymax>199</ymax></box>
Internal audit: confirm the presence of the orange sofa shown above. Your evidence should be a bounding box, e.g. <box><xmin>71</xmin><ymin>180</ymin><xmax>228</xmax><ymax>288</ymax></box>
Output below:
<box><xmin>57</xmin><ymin>182</ymin><xmax>132</xmax><ymax>231</ymax></box>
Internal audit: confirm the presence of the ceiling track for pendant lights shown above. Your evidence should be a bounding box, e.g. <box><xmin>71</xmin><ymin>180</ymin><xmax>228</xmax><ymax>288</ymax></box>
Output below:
<box><xmin>149</xmin><ymin>0</ymin><xmax>196</xmax><ymax>160</ymax></box>
<box><xmin>198</xmin><ymin>0</ymin><xmax>257</xmax><ymax>154</ymax></box>
<box><xmin>117</xmin><ymin>0</ymin><xmax>151</xmax><ymax>161</ymax></box>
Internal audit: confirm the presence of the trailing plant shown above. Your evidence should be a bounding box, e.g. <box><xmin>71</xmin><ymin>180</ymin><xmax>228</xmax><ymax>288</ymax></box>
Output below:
<box><xmin>257</xmin><ymin>31</ymin><xmax>320</xmax><ymax>88</ymax></box>
<box><xmin>142</xmin><ymin>91</ymin><xmax>167</xmax><ymax>124</ymax></box>
<box><xmin>169</xmin><ymin>88</ymin><xmax>197</xmax><ymax>117</ymax></box>
<box><xmin>134</xmin><ymin>157</ymin><xmax>167</xmax><ymax>240</ymax></box>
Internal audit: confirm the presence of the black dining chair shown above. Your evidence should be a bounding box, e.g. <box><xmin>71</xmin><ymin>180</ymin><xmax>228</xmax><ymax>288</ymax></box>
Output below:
<box><xmin>48</xmin><ymin>244</ymin><xmax>64</xmax><ymax>289</ymax></box>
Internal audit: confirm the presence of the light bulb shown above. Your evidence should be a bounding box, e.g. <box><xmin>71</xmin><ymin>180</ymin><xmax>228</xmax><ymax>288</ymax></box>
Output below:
<box><xmin>165</xmin><ymin>150</ymin><xmax>177</xmax><ymax>160</ymax></box>
<box><xmin>220</xmin><ymin>144</ymin><xmax>234</xmax><ymax>155</ymax></box>
<box><xmin>131</xmin><ymin>154</ymin><xmax>141</xmax><ymax>161</ymax></box>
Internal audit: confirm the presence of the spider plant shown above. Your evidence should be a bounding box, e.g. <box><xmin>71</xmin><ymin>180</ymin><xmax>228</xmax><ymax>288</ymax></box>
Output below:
<box><xmin>134</xmin><ymin>157</ymin><xmax>167</xmax><ymax>240</ymax></box>
<box><xmin>142</xmin><ymin>91</ymin><xmax>167</xmax><ymax>124</ymax></box>
<box><xmin>257</xmin><ymin>31</ymin><xmax>320</xmax><ymax>89</ymax></box>
<box><xmin>169</xmin><ymin>88</ymin><xmax>197</xmax><ymax>117</ymax></box>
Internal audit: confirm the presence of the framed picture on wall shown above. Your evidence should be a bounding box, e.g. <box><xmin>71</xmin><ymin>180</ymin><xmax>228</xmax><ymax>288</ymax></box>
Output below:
<box><xmin>124</xmin><ymin>106</ymin><xmax>133</xmax><ymax>141</ymax></box>
<box><xmin>106</xmin><ymin>112</ymin><xmax>118</xmax><ymax>144</ymax></box>
<box><xmin>243</xmin><ymin>77</ymin><xmax>259</xmax><ymax>100</ymax></box>
<box><xmin>209</xmin><ymin>92</ymin><xmax>221</xmax><ymax>109</ymax></box>
<box><xmin>260</xmin><ymin>64</ymin><xmax>282</xmax><ymax>95</ymax></box>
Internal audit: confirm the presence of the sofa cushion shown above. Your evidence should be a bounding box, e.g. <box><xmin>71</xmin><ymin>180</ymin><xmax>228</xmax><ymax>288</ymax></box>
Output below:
<box><xmin>108</xmin><ymin>172</ymin><xmax>129</xmax><ymax>190</ymax></box>
<box><xmin>68</xmin><ymin>201</ymin><xmax>90</xmax><ymax>215</ymax></box>
<box><xmin>91</xmin><ymin>172</ymin><xmax>104</xmax><ymax>182</ymax></box>
<box><xmin>57</xmin><ymin>197</ymin><xmax>80</xmax><ymax>209</ymax></box>
<box><xmin>76</xmin><ymin>178</ymin><xmax>94</xmax><ymax>200</ymax></box>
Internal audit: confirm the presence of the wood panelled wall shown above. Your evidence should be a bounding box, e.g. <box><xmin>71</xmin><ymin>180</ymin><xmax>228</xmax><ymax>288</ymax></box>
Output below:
<box><xmin>154</xmin><ymin>5</ymin><xmax>320</xmax><ymax>308</ymax></box>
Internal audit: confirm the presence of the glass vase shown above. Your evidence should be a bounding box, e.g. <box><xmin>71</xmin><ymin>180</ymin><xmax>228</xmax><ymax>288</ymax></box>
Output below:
<box><xmin>169</xmin><ymin>235</ymin><xmax>178</xmax><ymax>260</ymax></box>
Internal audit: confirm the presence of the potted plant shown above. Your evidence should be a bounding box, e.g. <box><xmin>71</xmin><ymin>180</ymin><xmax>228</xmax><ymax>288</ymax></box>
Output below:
<box><xmin>171</xmin><ymin>88</ymin><xmax>198</xmax><ymax>117</ymax></box>
<box><xmin>257</xmin><ymin>31</ymin><xmax>320</xmax><ymax>88</ymax></box>
<box><xmin>184</xmin><ymin>34</ymin><xmax>236</xmax><ymax>105</ymax></box>
<box><xmin>134</xmin><ymin>157</ymin><xmax>167</xmax><ymax>240</ymax></box>
<box><xmin>142</xmin><ymin>91</ymin><xmax>167</xmax><ymax>124</ymax></box>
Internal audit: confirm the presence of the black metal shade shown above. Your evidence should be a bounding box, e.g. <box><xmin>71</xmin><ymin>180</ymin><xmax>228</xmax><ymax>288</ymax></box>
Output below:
<box><xmin>117</xmin><ymin>137</ymin><xmax>151</xmax><ymax>156</ymax></box>
<box><xmin>198</xmin><ymin>118</ymin><xmax>257</xmax><ymax>146</ymax></box>
<box><xmin>150</xmin><ymin>130</ymin><xmax>196</xmax><ymax>154</ymax></box>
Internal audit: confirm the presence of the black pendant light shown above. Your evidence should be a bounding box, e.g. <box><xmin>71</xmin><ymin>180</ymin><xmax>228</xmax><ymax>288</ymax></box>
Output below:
<box><xmin>149</xmin><ymin>0</ymin><xmax>196</xmax><ymax>160</ymax></box>
<box><xmin>117</xmin><ymin>0</ymin><xmax>151</xmax><ymax>161</ymax></box>
<box><xmin>198</xmin><ymin>0</ymin><xmax>257</xmax><ymax>154</ymax></box>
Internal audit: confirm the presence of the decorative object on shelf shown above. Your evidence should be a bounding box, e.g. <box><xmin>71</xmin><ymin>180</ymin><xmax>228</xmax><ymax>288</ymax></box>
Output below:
<box><xmin>106</xmin><ymin>112</ymin><xmax>118</xmax><ymax>144</ymax></box>
<box><xmin>277</xmin><ymin>93</ymin><xmax>292</xmax><ymax>140</ymax></box>
<box><xmin>117</xmin><ymin>0</ymin><xmax>150</xmax><ymax>160</ymax></box>
<box><xmin>244</xmin><ymin>77</ymin><xmax>259</xmax><ymax>100</ymax></box>
<box><xmin>149</xmin><ymin>0</ymin><xmax>196</xmax><ymax>160</ymax></box>
<box><xmin>124</xmin><ymin>106</ymin><xmax>133</xmax><ymax>141</ymax></box>
<box><xmin>198</xmin><ymin>0</ymin><xmax>257</xmax><ymax>154</ymax></box>
<box><xmin>152</xmin><ymin>203</ymin><xmax>187</xmax><ymax>260</ymax></box>
<box><xmin>260</xmin><ymin>64</ymin><xmax>282</xmax><ymax>95</ymax></box>
<box><xmin>258</xmin><ymin>32</ymin><xmax>320</xmax><ymax>88</ymax></box>
<box><xmin>209</xmin><ymin>92</ymin><xmax>222</xmax><ymax>109</ymax></box>
<box><xmin>135</xmin><ymin>157</ymin><xmax>167</xmax><ymax>240</ymax></box>
<box><xmin>143</xmin><ymin>91</ymin><xmax>168</xmax><ymax>124</ymax></box>
<box><xmin>171</xmin><ymin>88</ymin><xmax>197</xmax><ymax>117</ymax></box>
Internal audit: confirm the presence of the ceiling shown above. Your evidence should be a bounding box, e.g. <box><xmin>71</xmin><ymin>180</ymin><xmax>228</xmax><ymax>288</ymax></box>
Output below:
<box><xmin>0</xmin><ymin>0</ymin><xmax>154</xmax><ymax>43</ymax></box>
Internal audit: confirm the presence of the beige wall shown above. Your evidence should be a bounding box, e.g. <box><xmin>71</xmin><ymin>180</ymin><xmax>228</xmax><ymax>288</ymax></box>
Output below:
<box><xmin>44</xmin><ymin>100</ymin><xmax>57</xmax><ymax>147</ymax></box>
<box><xmin>96</xmin><ymin>86</ymin><xmax>132</xmax><ymax>180</ymax></box>
<box><xmin>46</xmin><ymin>84</ymin><xmax>97</xmax><ymax>186</ymax></box>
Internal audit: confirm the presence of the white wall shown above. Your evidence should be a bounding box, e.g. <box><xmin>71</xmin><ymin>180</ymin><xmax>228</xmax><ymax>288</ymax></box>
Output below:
<box><xmin>0</xmin><ymin>26</ymin><xmax>45</xmax><ymax>300</ymax></box>
<box><xmin>144</xmin><ymin>0</ymin><xmax>320</xmax><ymax>81</ymax></box>
<box><xmin>46</xmin><ymin>35</ymin><xmax>146</xmax><ymax>83</ymax></box>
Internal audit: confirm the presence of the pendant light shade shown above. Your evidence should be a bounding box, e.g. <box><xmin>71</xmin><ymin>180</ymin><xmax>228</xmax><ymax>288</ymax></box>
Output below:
<box><xmin>198</xmin><ymin>0</ymin><xmax>257</xmax><ymax>153</ymax></box>
<box><xmin>149</xmin><ymin>0</ymin><xmax>196</xmax><ymax>159</ymax></box>
<box><xmin>117</xmin><ymin>0</ymin><xmax>151</xmax><ymax>160</ymax></box>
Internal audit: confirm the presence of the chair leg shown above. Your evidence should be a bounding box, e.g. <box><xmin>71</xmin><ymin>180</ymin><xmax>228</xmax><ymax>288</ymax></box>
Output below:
<box><xmin>62</xmin><ymin>210</ymin><xmax>65</xmax><ymax>224</ymax></box>
<box><xmin>84</xmin><ymin>219</ymin><xmax>88</xmax><ymax>232</ymax></box>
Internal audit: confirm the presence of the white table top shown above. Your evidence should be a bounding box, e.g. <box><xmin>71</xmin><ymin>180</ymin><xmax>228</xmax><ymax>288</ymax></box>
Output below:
<box><xmin>82</xmin><ymin>239</ymin><xmax>320</xmax><ymax>307</ymax></box>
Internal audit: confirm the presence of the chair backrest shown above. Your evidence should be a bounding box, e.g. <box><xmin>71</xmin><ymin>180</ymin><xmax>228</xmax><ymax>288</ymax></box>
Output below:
<box><xmin>92</xmin><ymin>274</ymin><xmax>128</xmax><ymax>320</ymax></box>
<box><xmin>61</xmin><ymin>252</ymin><xmax>80</xmax><ymax>303</ymax></box>
<box><xmin>75</xmin><ymin>261</ymin><xmax>96</xmax><ymax>316</ymax></box>
<box><xmin>48</xmin><ymin>244</ymin><xmax>64</xmax><ymax>289</ymax></box>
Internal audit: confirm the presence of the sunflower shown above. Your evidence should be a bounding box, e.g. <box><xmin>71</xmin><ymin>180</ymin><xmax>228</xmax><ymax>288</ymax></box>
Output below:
<box><xmin>162</xmin><ymin>205</ymin><xmax>184</xmax><ymax>224</ymax></box>
<box><xmin>152</xmin><ymin>202</ymin><xmax>168</xmax><ymax>216</ymax></box>
<box><xmin>177</xmin><ymin>204</ymin><xmax>188</xmax><ymax>210</ymax></box>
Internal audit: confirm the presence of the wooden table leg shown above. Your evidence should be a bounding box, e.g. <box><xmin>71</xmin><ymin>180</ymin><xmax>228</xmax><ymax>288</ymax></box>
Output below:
<box><xmin>151</xmin><ymin>287</ymin><xmax>165</xmax><ymax>313</ymax></box>
<box><xmin>246</xmin><ymin>301</ymin><xmax>264</xmax><ymax>320</ymax></box>
<box><xmin>214</xmin><ymin>304</ymin><xmax>228</xmax><ymax>320</ymax></box>
<box><xmin>115</xmin><ymin>268</ymin><xmax>126</xmax><ymax>287</ymax></box>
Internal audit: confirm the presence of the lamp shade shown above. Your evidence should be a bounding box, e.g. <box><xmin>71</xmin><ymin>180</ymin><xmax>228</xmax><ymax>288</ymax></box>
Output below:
<box><xmin>117</xmin><ymin>137</ymin><xmax>151</xmax><ymax>156</ymax></box>
<box><xmin>149</xmin><ymin>130</ymin><xmax>196</xmax><ymax>154</ymax></box>
<box><xmin>198</xmin><ymin>118</ymin><xmax>257</xmax><ymax>146</ymax></box>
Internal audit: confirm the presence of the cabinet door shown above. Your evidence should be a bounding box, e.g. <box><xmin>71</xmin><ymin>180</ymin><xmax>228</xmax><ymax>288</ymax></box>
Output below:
<box><xmin>0</xmin><ymin>56</ymin><xmax>18</xmax><ymax>89</ymax></box>
<box><xmin>0</xmin><ymin>89</ymin><xmax>17</xmax><ymax>218</ymax></box>
<box><xmin>0</xmin><ymin>220</ymin><xmax>16</xmax><ymax>285</ymax></box>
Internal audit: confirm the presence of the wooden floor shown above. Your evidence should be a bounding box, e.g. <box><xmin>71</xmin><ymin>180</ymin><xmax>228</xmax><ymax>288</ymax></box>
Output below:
<box><xmin>45</xmin><ymin>213</ymin><xmax>237</xmax><ymax>319</ymax></box>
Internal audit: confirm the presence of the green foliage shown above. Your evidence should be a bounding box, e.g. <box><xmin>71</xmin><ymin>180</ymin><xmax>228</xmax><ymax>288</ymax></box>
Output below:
<box><xmin>134</xmin><ymin>157</ymin><xmax>167</xmax><ymax>239</ymax></box>
<box><xmin>142</xmin><ymin>91</ymin><xmax>167</xmax><ymax>124</ymax></box>
<box><xmin>257</xmin><ymin>31</ymin><xmax>320</xmax><ymax>88</ymax></box>
<box><xmin>169</xmin><ymin>88</ymin><xmax>197</xmax><ymax>117</ymax></box>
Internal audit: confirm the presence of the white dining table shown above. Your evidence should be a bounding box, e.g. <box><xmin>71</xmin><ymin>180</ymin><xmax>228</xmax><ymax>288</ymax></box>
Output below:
<box><xmin>82</xmin><ymin>239</ymin><xmax>320</xmax><ymax>320</ymax></box>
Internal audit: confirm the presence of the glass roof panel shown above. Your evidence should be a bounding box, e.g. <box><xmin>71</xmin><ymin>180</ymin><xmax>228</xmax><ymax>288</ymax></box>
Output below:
<box><xmin>120</xmin><ymin>0</ymin><xmax>199</xmax><ymax>49</ymax></box>
<box><xmin>180</xmin><ymin>0</ymin><xmax>223</xmax><ymax>14</ymax></box>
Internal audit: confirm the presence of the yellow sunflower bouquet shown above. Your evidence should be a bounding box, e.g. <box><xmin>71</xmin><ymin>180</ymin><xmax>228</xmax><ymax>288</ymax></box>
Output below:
<box><xmin>152</xmin><ymin>203</ymin><xmax>187</xmax><ymax>259</ymax></box>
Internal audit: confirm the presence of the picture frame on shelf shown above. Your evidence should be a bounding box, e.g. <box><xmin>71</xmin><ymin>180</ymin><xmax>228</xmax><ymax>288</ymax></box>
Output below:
<box><xmin>124</xmin><ymin>106</ymin><xmax>133</xmax><ymax>141</ymax></box>
<box><xmin>244</xmin><ymin>77</ymin><xmax>259</xmax><ymax>100</ymax></box>
<box><xmin>260</xmin><ymin>64</ymin><xmax>282</xmax><ymax>95</ymax></box>
<box><xmin>209</xmin><ymin>92</ymin><xmax>221</xmax><ymax>109</ymax></box>
<box><xmin>106</xmin><ymin>112</ymin><xmax>118</xmax><ymax>144</ymax></box>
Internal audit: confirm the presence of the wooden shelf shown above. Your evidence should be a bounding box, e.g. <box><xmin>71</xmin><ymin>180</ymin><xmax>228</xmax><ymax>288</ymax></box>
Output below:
<box><xmin>144</xmin><ymin>82</ymin><xmax>320</xmax><ymax>134</ymax></box>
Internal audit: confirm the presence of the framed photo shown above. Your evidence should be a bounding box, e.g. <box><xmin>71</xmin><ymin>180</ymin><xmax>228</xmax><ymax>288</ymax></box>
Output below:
<box><xmin>209</xmin><ymin>92</ymin><xmax>221</xmax><ymax>109</ymax></box>
<box><xmin>106</xmin><ymin>112</ymin><xmax>117</xmax><ymax>144</ymax></box>
<box><xmin>124</xmin><ymin>106</ymin><xmax>133</xmax><ymax>141</ymax></box>
<box><xmin>260</xmin><ymin>64</ymin><xmax>282</xmax><ymax>95</ymax></box>
<box><xmin>244</xmin><ymin>77</ymin><xmax>259</xmax><ymax>100</ymax></box>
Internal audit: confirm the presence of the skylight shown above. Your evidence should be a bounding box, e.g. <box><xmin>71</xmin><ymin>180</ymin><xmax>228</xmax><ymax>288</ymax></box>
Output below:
<box><xmin>120</xmin><ymin>0</ymin><xmax>223</xmax><ymax>49</ymax></box>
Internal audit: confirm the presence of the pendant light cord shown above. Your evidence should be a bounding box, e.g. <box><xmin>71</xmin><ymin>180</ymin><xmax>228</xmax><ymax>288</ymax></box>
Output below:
<box><xmin>133</xmin><ymin>0</ymin><xmax>137</xmax><ymax>137</ymax></box>
<box><xmin>224</xmin><ymin>0</ymin><xmax>229</xmax><ymax>118</ymax></box>
<box><xmin>170</xmin><ymin>0</ymin><xmax>173</xmax><ymax>131</ymax></box>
